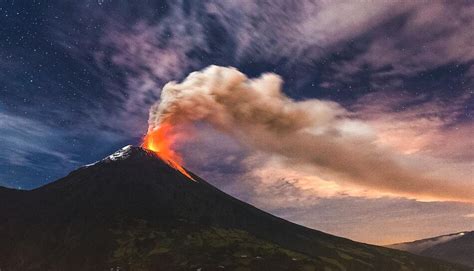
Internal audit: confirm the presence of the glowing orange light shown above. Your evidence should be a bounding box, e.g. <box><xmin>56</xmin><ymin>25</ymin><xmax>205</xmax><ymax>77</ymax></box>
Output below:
<box><xmin>142</xmin><ymin>123</ymin><xmax>195</xmax><ymax>181</ymax></box>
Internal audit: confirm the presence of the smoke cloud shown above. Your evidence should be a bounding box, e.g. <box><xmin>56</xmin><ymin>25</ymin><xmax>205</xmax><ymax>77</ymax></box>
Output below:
<box><xmin>148</xmin><ymin>65</ymin><xmax>473</xmax><ymax>203</ymax></box>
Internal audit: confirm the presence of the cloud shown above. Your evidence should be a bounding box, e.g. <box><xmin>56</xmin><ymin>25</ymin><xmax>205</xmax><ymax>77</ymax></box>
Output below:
<box><xmin>0</xmin><ymin>110</ymin><xmax>129</xmax><ymax>188</ymax></box>
<box><xmin>0</xmin><ymin>112</ymin><xmax>81</xmax><ymax>188</ymax></box>
<box><xmin>48</xmin><ymin>1</ymin><xmax>210</xmax><ymax>135</ymax></box>
<box><xmin>231</xmin><ymin>91</ymin><xmax>473</xmax><ymax>213</ymax></box>
<box><xmin>94</xmin><ymin>15</ymin><xmax>206</xmax><ymax>133</ymax></box>
<box><xmin>274</xmin><ymin>197</ymin><xmax>474</xmax><ymax>245</ymax></box>
<box><xmin>353</xmin><ymin>92</ymin><xmax>474</xmax><ymax>161</ymax></box>
<box><xmin>49</xmin><ymin>1</ymin><xmax>473</xmax><ymax>137</ymax></box>
<box><xmin>238</xmin><ymin>152</ymin><xmax>411</xmax><ymax>207</ymax></box>
<box><xmin>205</xmin><ymin>0</ymin><xmax>416</xmax><ymax>63</ymax></box>
<box><xmin>148</xmin><ymin>65</ymin><xmax>474</xmax><ymax>203</ymax></box>
<box><xmin>329</xmin><ymin>2</ymin><xmax>474</xmax><ymax>82</ymax></box>
<box><xmin>97</xmin><ymin>13</ymin><xmax>208</xmax><ymax>111</ymax></box>
<box><xmin>229</xmin><ymin>155</ymin><xmax>473</xmax><ymax>245</ymax></box>
<box><xmin>0</xmin><ymin>112</ymin><xmax>74</xmax><ymax>166</ymax></box>
<box><xmin>350</xmin><ymin>92</ymin><xmax>474</xmax><ymax>196</ymax></box>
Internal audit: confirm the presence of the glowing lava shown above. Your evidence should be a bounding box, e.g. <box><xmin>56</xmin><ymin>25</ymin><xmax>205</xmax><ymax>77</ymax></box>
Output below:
<box><xmin>142</xmin><ymin>123</ymin><xmax>195</xmax><ymax>181</ymax></box>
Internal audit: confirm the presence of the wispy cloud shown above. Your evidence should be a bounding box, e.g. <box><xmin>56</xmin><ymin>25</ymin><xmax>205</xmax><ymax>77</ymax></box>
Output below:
<box><xmin>328</xmin><ymin>2</ymin><xmax>474</xmax><ymax>84</ymax></box>
<box><xmin>97</xmin><ymin>13</ymin><xmax>207</xmax><ymax>115</ymax></box>
<box><xmin>205</xmin><ymin>0</ymin><xmax>416</xmax><ymax>63</ymax></box>
<box><xmin>49</xmin><ymin>1</ymin><xmax>474</xmax><ymax>137</ymax></box>
<box><xmin>0</xmin><ymin>112</ymin><xmax>76</xmax><ymax>166</ymax></box>
<box><xmin>0</xmin><ymin>111</ymin><xmax>81</xmax><ymax>188</ymax></box>
<box><xmin>50</xmin><ymin>1</ymin><xmax>210</xmax><ymax>135</ymax></box>
<box><xmin>0</xmin><ymin>110</ymin><xmax>128</xmax><ymax>188</ymax></box>
<box><xmin>354</xmin><ymin>92</ymin><xmax>473</xmax><ymax>160</ymax></box>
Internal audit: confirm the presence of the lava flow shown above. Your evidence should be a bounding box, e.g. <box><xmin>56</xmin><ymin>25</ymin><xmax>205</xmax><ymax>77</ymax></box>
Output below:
<box><xmin>142</xmin><ymin>123</ymin><xmax>195</xmax><ymax>181</ymax></box>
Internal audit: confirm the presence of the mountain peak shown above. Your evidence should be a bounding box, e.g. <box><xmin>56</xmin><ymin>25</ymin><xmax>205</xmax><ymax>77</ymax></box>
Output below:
<box><xmin>104</xmin><ymin>145</ymin><xmax>155</xmax><ymax>162</ymax></box>
<box><xmin>81</xmin><ymin>145</ymin><xmax>197</xmax><ymax>182</ymax></box>
<box><xmin>83</xmin><ymin>145</ymin><xmax>160</xmax><ymax>168</ymax></box>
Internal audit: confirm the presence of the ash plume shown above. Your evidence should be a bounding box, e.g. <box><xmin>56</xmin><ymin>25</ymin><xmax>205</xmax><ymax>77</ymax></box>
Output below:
<box><xmin>148</xmin><ymin>65</ymin><xmax>473</xmax><ymax>203</ymax></box>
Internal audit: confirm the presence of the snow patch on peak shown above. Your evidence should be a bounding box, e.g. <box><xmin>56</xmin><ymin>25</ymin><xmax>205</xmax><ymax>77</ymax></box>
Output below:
<box><xmin>107</xmin><ymin>145</ymin><xmax>134</xmax><ymax>161</ymax></box>
<box><xmin>81</xmin><ymin>145</ymin><xmax>137</xmax><ymax>168</ymax></box>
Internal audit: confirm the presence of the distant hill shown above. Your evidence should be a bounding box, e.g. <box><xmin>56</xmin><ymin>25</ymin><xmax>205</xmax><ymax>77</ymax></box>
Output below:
<box><xmin>388</xmin><ymin>231</ymin><xmax>474</xmax><ymax>268</ymax></box>
<box><xmin>0</xmin><ymin>145</ymin><xmax>469</xmax><ymax>271</ymax></box>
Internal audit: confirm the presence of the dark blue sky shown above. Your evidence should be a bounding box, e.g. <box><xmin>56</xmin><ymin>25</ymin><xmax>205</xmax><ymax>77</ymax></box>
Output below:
<box><xmin>1</xmin><ymin>0</ymin><xmax>473</xmax><ymax>243</ymax></box>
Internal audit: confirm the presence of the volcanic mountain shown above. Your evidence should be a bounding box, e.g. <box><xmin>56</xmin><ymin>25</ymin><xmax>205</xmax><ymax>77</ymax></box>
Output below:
<box><xmin>388</xmin><ymin>231</ymin><xmax>474</xmax><ymax>268</ymax></box>
<box><xmin>0</xmin><ymin>146</ymin><xmax>470</xmax><ymax>271</ymax></box>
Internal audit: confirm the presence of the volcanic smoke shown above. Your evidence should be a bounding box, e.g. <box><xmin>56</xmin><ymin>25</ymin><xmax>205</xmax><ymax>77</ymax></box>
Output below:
<box><xmin>144</xmin><ymin>65</ymin><xmax>473</xmax><ymax>203</ymax></box>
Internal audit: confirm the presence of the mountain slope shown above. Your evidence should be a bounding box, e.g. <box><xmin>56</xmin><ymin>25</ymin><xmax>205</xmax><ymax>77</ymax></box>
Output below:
<box><xmin>0</xmin><ymin>146</ymin><xmax>469</xmax><ymax>271</ymax></box>
<box><xmin>388</xmin><ymin>231</ymin><xmax>474</xmax><ymax>268</ymax></box>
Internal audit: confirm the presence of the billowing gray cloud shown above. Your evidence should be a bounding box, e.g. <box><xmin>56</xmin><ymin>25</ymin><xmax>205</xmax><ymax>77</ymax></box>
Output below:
<box><xmin>147</xmin><ymin>65</ymin><xmax>474</xmax><ymax>203</ymax></box>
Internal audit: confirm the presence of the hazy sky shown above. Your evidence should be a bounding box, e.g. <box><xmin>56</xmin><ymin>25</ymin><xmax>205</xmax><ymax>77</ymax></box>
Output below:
<box><xmin>0</xmin><ymin>0</ymin><xmax>472</xmax><ymax>244</ymax></box>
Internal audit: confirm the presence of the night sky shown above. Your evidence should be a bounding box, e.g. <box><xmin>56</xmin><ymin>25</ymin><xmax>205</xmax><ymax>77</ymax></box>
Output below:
<box><xmin>1</xmin><ymin>0</ymin><xmax>473</xmax><ymax>244</ymax></box>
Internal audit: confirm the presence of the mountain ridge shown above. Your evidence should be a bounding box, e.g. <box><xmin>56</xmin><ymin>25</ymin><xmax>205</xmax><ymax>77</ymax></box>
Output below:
<box><xmin>388</xmin><ymin>231</ymin><xmax>474</xmax><ymax>268</ymax></box>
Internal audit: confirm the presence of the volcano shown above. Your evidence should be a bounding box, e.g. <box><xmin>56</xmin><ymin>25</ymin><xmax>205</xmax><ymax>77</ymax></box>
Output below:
<box><xmin>0</xmin><ymin>146</ymin><xmax>469</xmax><ymax>271</ymax></box>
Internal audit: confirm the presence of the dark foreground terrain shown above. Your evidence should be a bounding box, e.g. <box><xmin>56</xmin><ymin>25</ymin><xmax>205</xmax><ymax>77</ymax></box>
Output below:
<box><xmin>0</xmin><ymin>146</ymin><xmax>469</xmax><ymax>271</ymax></box>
